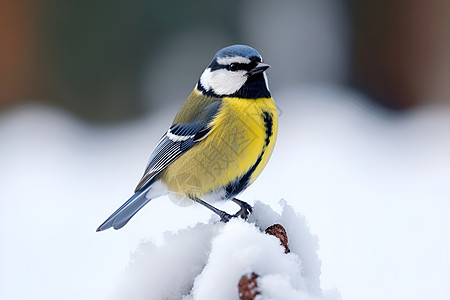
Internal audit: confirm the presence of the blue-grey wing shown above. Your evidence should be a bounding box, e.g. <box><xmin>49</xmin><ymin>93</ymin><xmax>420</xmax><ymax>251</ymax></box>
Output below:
<box><xmin>134</xmin><ymin>101</ymin><xmax>221</xmax><ymax>192</ymax></box>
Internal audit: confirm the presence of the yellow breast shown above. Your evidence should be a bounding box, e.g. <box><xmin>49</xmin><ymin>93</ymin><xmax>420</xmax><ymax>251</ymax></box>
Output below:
<box><xmin>160</xmin><ymin>95</ymin><xmax>278</xmax><ymax>199</ymax></box>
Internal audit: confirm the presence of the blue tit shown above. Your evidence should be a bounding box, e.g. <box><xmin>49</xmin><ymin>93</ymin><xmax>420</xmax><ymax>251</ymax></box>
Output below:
<box><xmin>97</xmin><ymin>44</ymin><xmax>278</xmax><ymax>231</ymax></box>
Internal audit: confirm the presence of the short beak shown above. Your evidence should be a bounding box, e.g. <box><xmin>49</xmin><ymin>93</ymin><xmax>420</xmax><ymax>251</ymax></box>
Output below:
<box><xmin>248</xmin><ymin>62</ymin><xmax>270</xmax><ymax>76</ymax></box>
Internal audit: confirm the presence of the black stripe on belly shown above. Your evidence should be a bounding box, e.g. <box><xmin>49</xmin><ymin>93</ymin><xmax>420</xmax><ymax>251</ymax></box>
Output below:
<box><xmin>223</xmin><ymin>110</ymin><xmax>274</xmax><ymax>198</ymax></box>
<box><xmin>224</xmin><ymin>152</ymin><xmax>263</xmax><ymax>198</ymax></box>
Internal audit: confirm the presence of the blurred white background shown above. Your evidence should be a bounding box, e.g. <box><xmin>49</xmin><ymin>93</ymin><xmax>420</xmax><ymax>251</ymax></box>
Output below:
<box><xmin>1</xmin><ymin>0</ymin><xmax>449</xmax><ymax>299</ymax></box>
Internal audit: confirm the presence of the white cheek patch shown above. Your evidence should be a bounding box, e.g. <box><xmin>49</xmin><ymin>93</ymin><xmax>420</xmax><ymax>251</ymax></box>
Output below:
<box><xmin>200</xmin><ymin>68</ymin><xmax>213</xmax><ymax>91</ymax></box>
<box><xmin>217</xmin><ymin>56</ymin><xmax>251</xmax><ymax>65</ymax></box>
<box><xmin>200</xmin><ymin>68</ymin><xmax>247</xmax><ymax>96</ymax></box>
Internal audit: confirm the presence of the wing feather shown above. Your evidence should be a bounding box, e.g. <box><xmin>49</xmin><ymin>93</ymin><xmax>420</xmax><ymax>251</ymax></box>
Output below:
<box><xmin>134</xmin><ymin>100</ymin><xmax>221</xmax><ymax>192</ymax></box>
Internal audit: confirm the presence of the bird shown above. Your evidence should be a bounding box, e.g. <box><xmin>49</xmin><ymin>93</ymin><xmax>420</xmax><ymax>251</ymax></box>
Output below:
<box><xmin>97</xmin><ymin>44</ymin><xmax>278</xmax><ymax>231</ymax></box>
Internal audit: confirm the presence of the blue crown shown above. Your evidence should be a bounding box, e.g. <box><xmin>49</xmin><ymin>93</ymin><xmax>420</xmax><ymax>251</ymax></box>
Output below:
<box><xmin>214</xmin><ymin>45</ymin><xmax>261</xmax><ymax>60</ymax></box>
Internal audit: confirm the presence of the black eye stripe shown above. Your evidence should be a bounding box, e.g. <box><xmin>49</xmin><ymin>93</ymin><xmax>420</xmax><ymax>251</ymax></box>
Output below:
<box><xmin>209</xmin><ymin>58</ymin><xmax>260</xmax><ymax>71</ymax></box>
<box><xmin>227</xmin><ymin>63</ymin><xmax>253</xmax><ymax>71</ymax></box>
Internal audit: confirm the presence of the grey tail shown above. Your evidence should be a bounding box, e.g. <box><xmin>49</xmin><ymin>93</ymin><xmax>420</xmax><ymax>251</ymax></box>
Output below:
<box><xmin>96</xmin><ymin>186</ymin><xmax>152</xmax><ymax>232</ymax></box>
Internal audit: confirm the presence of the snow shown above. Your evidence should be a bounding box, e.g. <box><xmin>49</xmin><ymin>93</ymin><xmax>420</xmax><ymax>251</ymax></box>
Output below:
<box><xmin>118</xmin><ymin>222</ymin><xmax>220</xmax><ymax>300</ymax></box>
<box><xmin>117</xmin><ymin>201</ymin><xmax>334</xmax><ymax>300</ymax></box>
<box><xmin>1</xmin><ymin>86</ymin><xmax>450</xmax><ymax>300</ymax></box>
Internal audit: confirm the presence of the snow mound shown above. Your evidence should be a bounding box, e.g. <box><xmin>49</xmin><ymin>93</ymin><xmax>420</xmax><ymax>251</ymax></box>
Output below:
<box><xmin>117</xmin><ymin>201</ymin><xmax>339</xmax><ymax>300</ymax></box>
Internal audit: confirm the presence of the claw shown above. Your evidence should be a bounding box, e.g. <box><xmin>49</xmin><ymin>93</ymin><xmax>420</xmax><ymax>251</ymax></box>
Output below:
<box><xmin>219</xmin><ymin>212</ymin><xmax>234</xmax><ymax>223</ymax></box>
<box><xmin>232</xmin><ymin>198</ymin><xmax>253</xmax><ymax>220</ymax></box>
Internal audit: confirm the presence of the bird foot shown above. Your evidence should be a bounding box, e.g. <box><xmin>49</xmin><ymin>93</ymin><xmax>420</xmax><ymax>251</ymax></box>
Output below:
<box><xmin>232</xmin><ymin>198</ymin><xmax>253</xmax><ymax>220</ymax></box>
<box><xmin>218</xmin><ymin>199</ymin><xmax>253</xmax><ymax>222</ymax></box>
<box><xmin>219</xmin><ymin>212</ymin><xmax>234</xmax><ymax>223</ymax></box>
<box><xmin>195</xmin><ymin>197</ymin><xmax>253</xmax><ymax>223</ymax></box>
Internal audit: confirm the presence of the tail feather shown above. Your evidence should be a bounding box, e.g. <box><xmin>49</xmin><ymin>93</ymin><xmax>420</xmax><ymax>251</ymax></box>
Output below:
<box><xmin>96</xmin><ymin>189</ymin><xmax>149</xmax><ymax>231</ymax></box>
<box><xmin>97</xmin><ymin>179</ymin><xmax>167</xmax><ymax>232</ymax></box>
<box><xmin>111</xmin><ymin>195</ymin><xmax>150</xmax><ymax>230</ymax></box>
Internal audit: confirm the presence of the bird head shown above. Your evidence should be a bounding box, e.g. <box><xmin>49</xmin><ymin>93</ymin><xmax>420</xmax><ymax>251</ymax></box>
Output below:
<box><xmin>197</xmin><ymin>45</ymin><xmax>271</xmax><ymax>99</ymax></box>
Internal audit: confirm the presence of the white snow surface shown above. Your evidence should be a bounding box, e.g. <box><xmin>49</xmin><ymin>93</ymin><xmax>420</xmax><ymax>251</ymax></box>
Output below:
<box><xmin>1</xmin><ymin>86</ymin><xmax>450</xmax><ymax>300</ymax></box>
<box><xmin>117</xmin><ymin>201</ymin><xmax>334</xmax><ymax>300</ymax></box>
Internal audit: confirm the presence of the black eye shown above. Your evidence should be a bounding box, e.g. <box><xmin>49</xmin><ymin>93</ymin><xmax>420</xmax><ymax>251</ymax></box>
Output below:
<box><xmin>229</xmin><ymin>63</ymin><xmax>238</xmax><ymax>71</ymax></box>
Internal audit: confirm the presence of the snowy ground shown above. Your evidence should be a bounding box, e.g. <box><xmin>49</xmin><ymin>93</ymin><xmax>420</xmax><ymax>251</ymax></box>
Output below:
<box><xmin>117</xmin><ymin>201</ymin><xmax>336</xmax><ymax>300</ymax></box>
<box><xmin>1</xmin><ymin>86</ymin><xmax>449</xmax><ymax>300</ymax></box>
